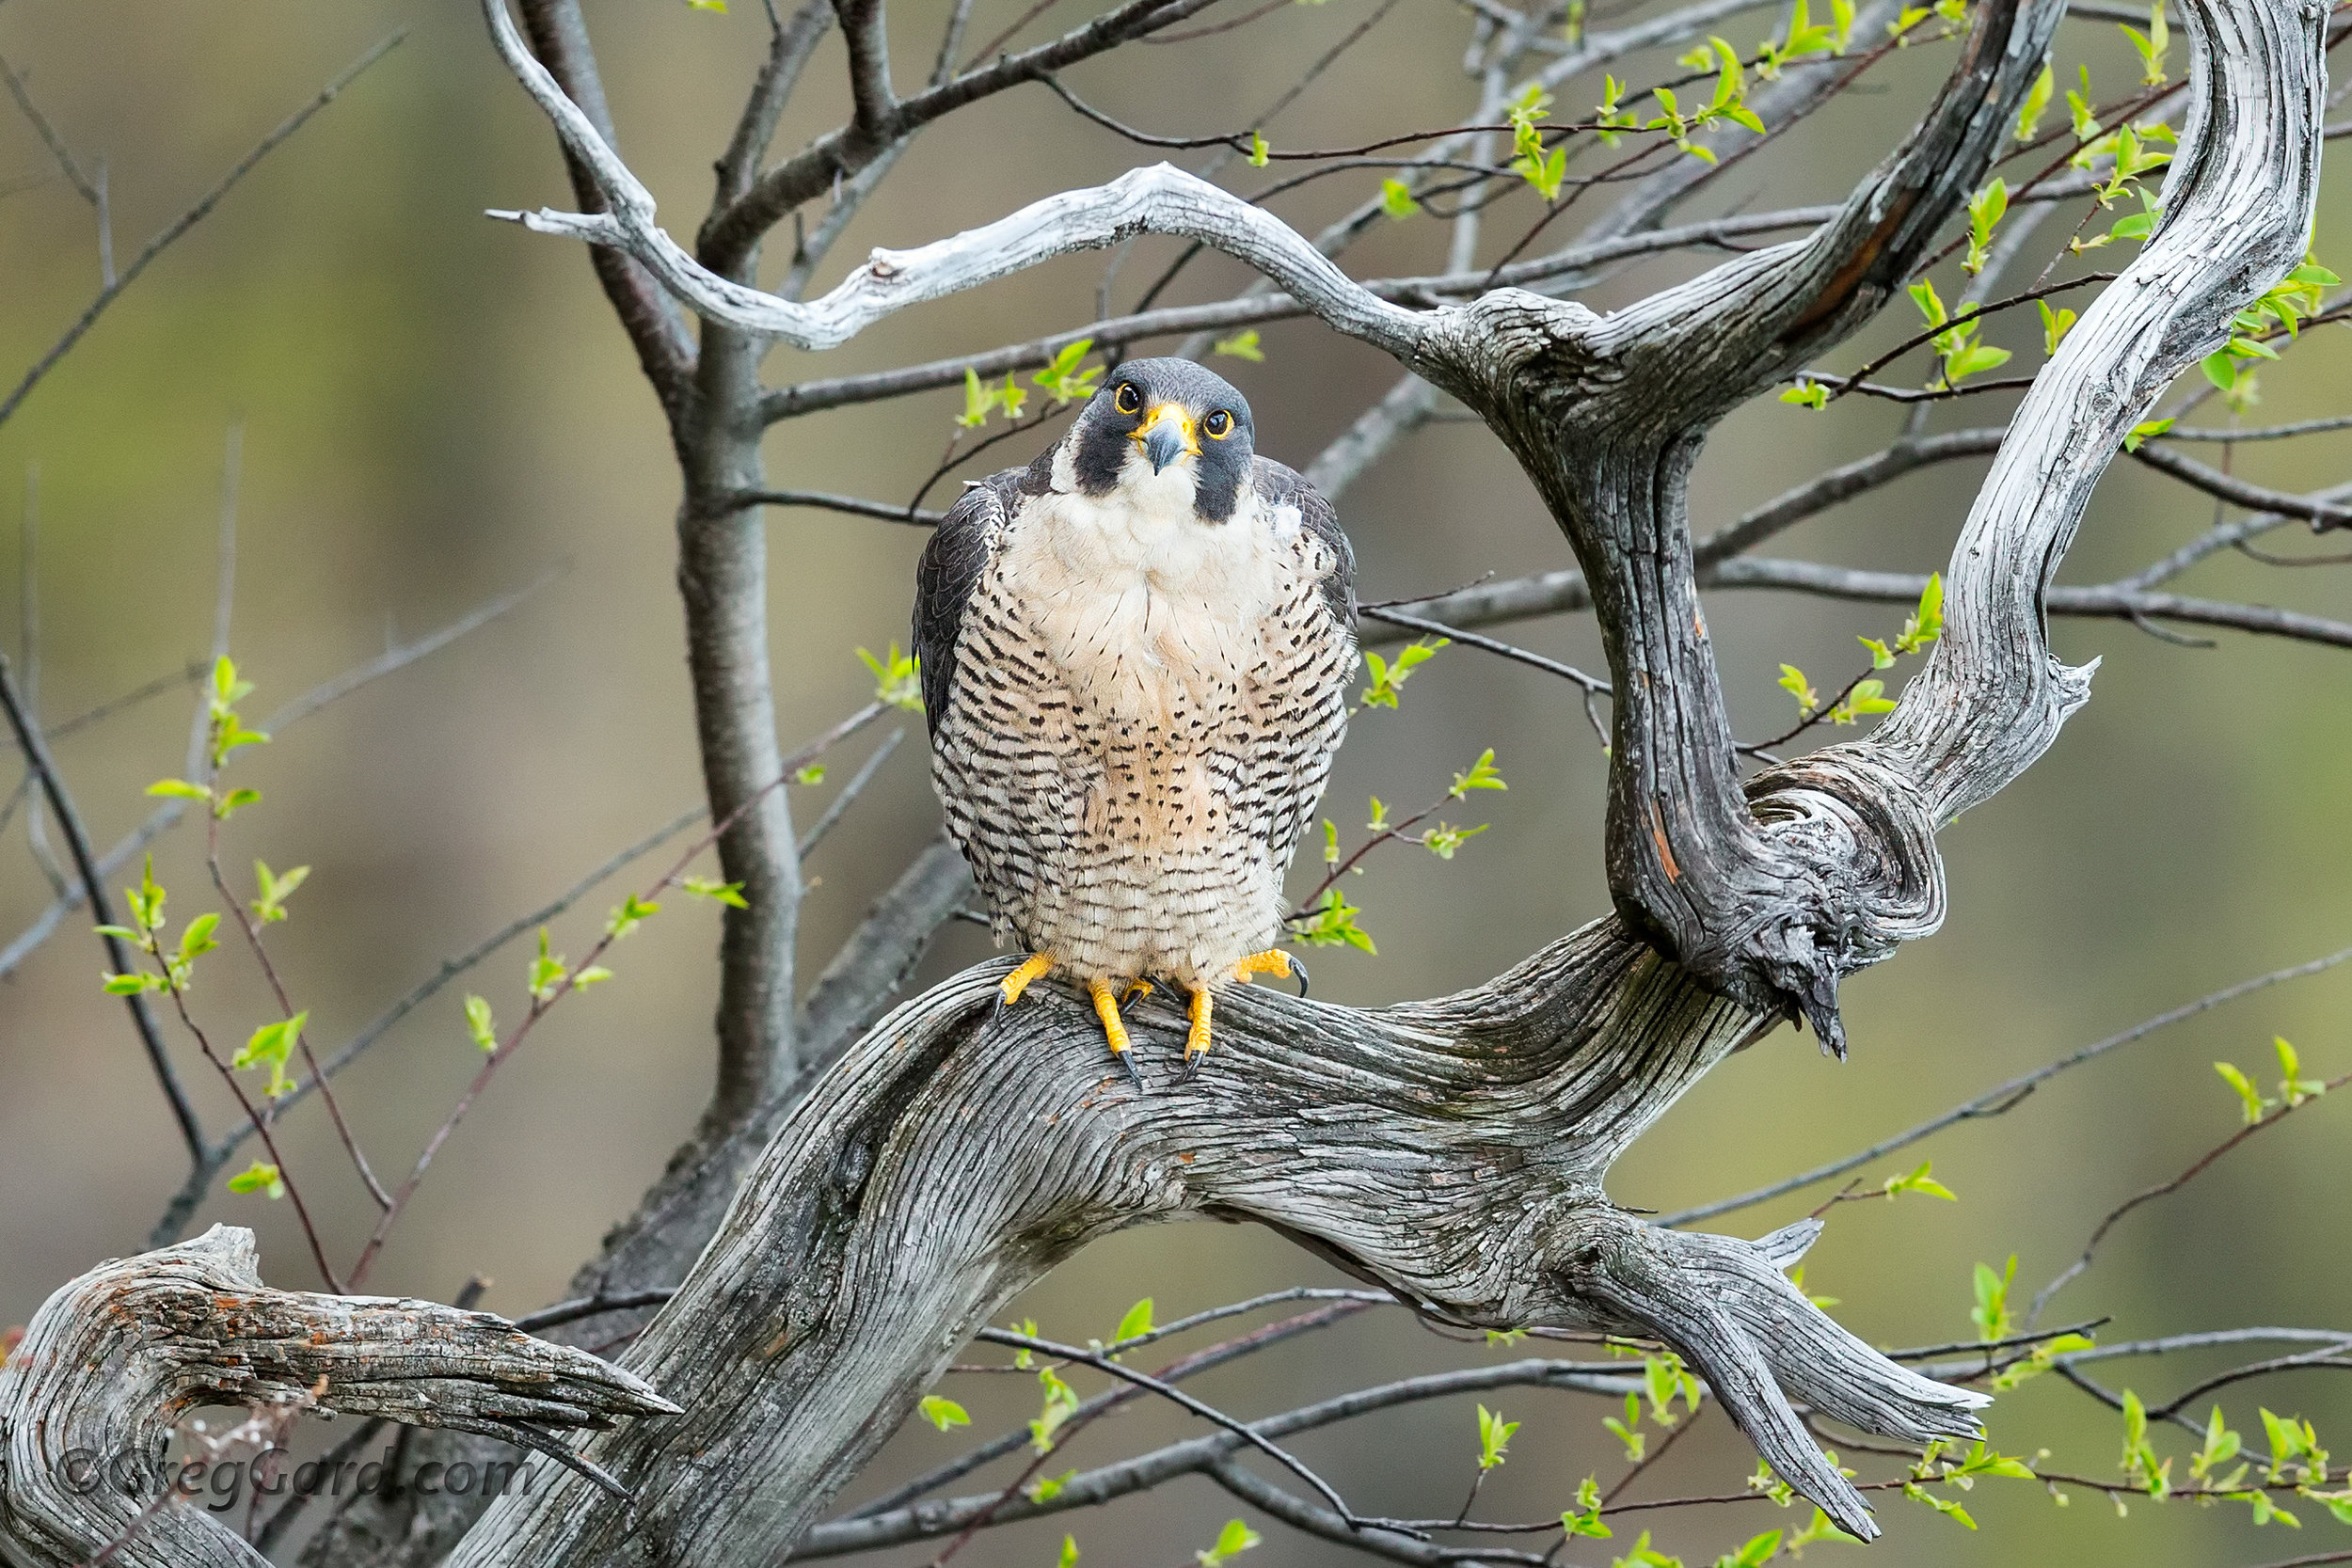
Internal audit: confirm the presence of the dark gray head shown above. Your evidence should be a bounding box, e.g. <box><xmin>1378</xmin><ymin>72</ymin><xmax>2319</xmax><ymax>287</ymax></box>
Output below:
<box><xmin>1063</xmin><ymin>358</ymin><xmax>1257</xmax><ymax>522</ymax></box>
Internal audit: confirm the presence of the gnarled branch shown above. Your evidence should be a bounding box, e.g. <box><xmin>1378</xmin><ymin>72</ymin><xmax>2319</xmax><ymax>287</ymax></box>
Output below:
<box><xmin>0</xmin><ymin>1227</ymin><xmax>675</xmax><ymax>1568</ymax></box>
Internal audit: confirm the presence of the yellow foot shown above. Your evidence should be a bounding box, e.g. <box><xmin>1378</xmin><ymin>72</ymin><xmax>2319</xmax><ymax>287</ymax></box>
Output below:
<box><xmin>1088</xmin><ymin>977</ymin><xmax>1146</xmax><ymax>1089</ymax></box>
<box><xmin>1231</xmin><ymin>947</ymin><xmax>1309</xmax><ymax>997</ymax></box>
<box><xmin>1180</xmin><ymin>986</ymin><xmax>1214</xmax><ymax>1081</ymax></box>
<box><xmin>999</xmin><ymin>951</ymin><xmax>1055</xmax><ymax>1008</ymax></box>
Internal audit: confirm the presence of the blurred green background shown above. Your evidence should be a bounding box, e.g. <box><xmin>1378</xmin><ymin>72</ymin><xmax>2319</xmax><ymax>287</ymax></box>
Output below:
<box><xmin>0</xmin><ymin>1</ymin><xmax>2345</xmax><ymax>1563</ymax></box>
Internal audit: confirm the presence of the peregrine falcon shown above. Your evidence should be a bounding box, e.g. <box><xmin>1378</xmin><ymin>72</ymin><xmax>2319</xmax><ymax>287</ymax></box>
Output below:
<box><xmin>915</xmin><ymin>358</ymin><xmax>1358</xmax><ymax>1084</ymax></box>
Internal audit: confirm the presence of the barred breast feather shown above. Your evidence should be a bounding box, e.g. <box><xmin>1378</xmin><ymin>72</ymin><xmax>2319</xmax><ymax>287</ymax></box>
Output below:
<box><xmin>915</xmin><ymin>452</ymin><xmax>1356</xmax><ymax>990</ymax></box>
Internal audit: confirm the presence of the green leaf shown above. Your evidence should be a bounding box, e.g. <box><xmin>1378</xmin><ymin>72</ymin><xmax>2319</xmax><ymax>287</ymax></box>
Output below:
<box><xmin>145</xmin><ymin>778</ymin><xmax>213</xmax><ymax>802</ymax></box>
<box><xmin>1197</xmin><ymin>1519</ymin><xmax>1263</xmax><ymax>1566</ymax></box>
<box><xmin>857</xmin><ymin>642</ymin><xmax>925</xmax><ymax>712</ymax></box>
<box><xmin>1563</xmin><ymin>1473</ymin><xmax>1613</xmax><ymax>1538</ymax></box>
<box><xmin>177</xmin><ymin>911</ymin><xmax>221</xmax><ymax>964</ymax></box>
<box><xmin>1113</xmin><ymin>1297</ymin><xmax>1155</xmax><ymax>1343</ymax></box>
<box><xmin>918</xmin><ymin>1395</ymin><xmax>970</xmax><ymax>1432</ymax></box>
<box><xmin>1611</xmin><ymin>1530</ymin><xmax>1682</xmax><ymax>1568</ymax></box>
<box><xmin>2215</xmin><ymin>1060</ymin><xmax>2268</xmax><ymax>1124</ymax></box>
<box><xmin>251</xmin><ymin>861</ymin><xmax>310</xmax><ymax>924</ymax></box>
<box><xmin>1715</xmin><ymin>1530</ymin><xmax>1783</xmax><ymax>1568</ymax></box>
<box><xmin>606</xmin><ymin>892</ymin><xmax>662</xmax><ymax>940</ymax></box>
<box><xmin>530</xmin><ymin>927</ymin><xmax>567</xmax><ymax>1001</ymax></box>
<box><xmin>103</xmin><ymin>972</ymin><xmax>157</xmax><ymax>995</ymax></box>
<box><xmin>572</xmin><ymin>965</ymin><xmax>615</xmax><ymax>989</ymax></box>
<box><xmin>1857</xmin><ymin>636</ymin><xmax>1895</xmax><ymax>670</ymax></box>
<box><xmin>1422</xmin><ymin>821</ymin><xmax>1488</xmax><ymax>860</ymax></box>
<box><xmin>1450</xmin><ymin>749</ymin><xmax>1507</xmax><ymax>796</ymax></box>
<box><xmin>1603</xmin><ymin>1391</ymin><xmax>1646</xmax><ymax>1462</ymax></box>
<box><xmin>1213</xmin><ymin>330</ymin><xmax>1265</xmax><ymax>362</ymax></box>
<box><xmin>2273</xmin><ymin>1034</ymin><xmax>2326</xmax><ymax>1105</ymax></box>
<box><xmin>1477</xmin><ymin>1404</ymin><xmax>1520</xmax><ymax>1469</ymax></box>
<box><xmin>1247</xmin><ymin>131</ymin><xmax>1269</xmax><ymax>166</ymax></box>
<box><xmin>1970</xmin><ymin>1254</ymin><xmax>2016</xmax><ymax>1343</ymax></box>
<box><xmin>1779</xmin><ymin>381</ymin><xmax>1829</xmax><ymax>410</ymax></box>
<box><xmin>215</xmin><ymin>786</ymin><xmax>262</xmax><ymax>818</ymax></box>
<box><xmin>1899</xmin><ymin>573</ymin><xmax>1944</xmax><ymax>652</ymax></box>
<box><xmin>2122</xmin><ymin>418</ymin><xmax>2173</xmax><ymax>452</ymax></box>
<box><xmin>957</xmin><ymin>366</ymin><xmax>1002</xmax><ymax>429</ymax></box>
<box><xmin>2016</xmin><ymin>59</ymin><xmax>2055</xmax><ymax>142</ymax></box>
<box><xmin>1027</xmin><ymin>1468</ymin><xmax>1077</xmax><ymax>1502</ymax></box>
<box><xmin>684</xmin><ymin>876</ymin><xmax>751</xmax><ymax>910</ymax></box>
<box><xmin>2039</xmin><ymin>299</ymin><xmax>2077</xmax><ymax>356</ymax></box>
<box><xmin>1031</xmin><ymin>339</ymin><xmax>1102</xmax><ymax>405</ymax></box>
<box><xmin>1902</xmin><ymin>1482</ymin><xmax>1977</xmax><ymax>1529</ymax></box>
<box><xmin>226</xmin><ymin>1160</ymin><xmax>286</xmax><ymax>1199</ymax></box>
<box><xmin>1359</xmin><ymin>637</ymin><xmax>1445</xmax><ymax>709</ymax></box>
<box><xmin>1777</xmin><ymin>663</ymin><xmax>1819</xmax><ymax>717</ymax></box>
<box><xmin>466</xmin><ymin>994</ymin><xmax>499</xmax><ymax>1053</ymax></box>
<box><xmin>1058</xmin><ymin>1535</ymin><xmax>1080</xmax><ymax>1568</ymax></box>
<box><xmin>1882</xmin><ymin>1159</ymin><xmax>1957</xmax><ymax>1201</ymax></box>
<box><xmin>1909</xmin><ymin>277</ymin><xmax>1947</xmax><ymax>330</ymax></box>
<box><xmin>1029</xmin><ymin>1367</ymin><xmax>1080</xmax><ymax>1452</ymax></box>
<box><xmin>1380</xmin><ymin>179</ymin><xmax>1420</xmax><ymax>219</ymax></box>
<box><xmin>1288</xmin><ymin>888</ymin><xmax>1375</xmax><ymax>955</ymax></box>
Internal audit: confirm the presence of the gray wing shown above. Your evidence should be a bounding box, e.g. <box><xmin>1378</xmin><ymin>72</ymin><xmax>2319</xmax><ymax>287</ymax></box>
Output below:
<box><xmin>1248</xmin><ymin>458</ymin><xmax>1359</xmax><ymax>875</ymax></box>
<box><xmin>912</xmin><ymin>468</ymin><xmax>1031</xmax><ymax>736</ymax></box>
<box><xmin>1254</xmin><ymin>457</ymin><xmax>1356</xmax><ymax>631</ymax></box>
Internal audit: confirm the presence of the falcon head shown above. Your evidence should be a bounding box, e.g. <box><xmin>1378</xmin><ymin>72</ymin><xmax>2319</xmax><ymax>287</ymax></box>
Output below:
<box><xmin>1062</xmin><ymin>358</ymin><xmax>1257</xmax><ymax>523</ymax></box>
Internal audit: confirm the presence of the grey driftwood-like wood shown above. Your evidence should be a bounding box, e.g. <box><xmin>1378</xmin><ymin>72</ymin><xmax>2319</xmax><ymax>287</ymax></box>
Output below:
<box><xmin>0</xmin><ymin>1226</ymin><xmax>675</xmax><ymax>1568</ymax></box>
<box><xmin>0</xmin><ymin>0</ymin><xmax>2327</xmax><ymax>1563</ymax></box>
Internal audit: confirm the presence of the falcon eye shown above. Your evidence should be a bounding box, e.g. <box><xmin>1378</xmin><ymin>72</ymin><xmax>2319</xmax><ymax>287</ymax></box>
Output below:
<box><xmin>1113</xmin><ymin>383</ymin><xmax>1141</xmax><ymax>415</ymax></box>
<box><xmin>1204</xmin><ymin>410</ymin><xmax>1233</xmax><ymax>438</ymax></box>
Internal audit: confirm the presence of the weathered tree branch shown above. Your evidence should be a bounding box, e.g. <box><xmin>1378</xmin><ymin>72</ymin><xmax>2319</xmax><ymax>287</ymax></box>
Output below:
<box><xmin>440</xmin><ymin>927</ymin><xmax>1978</xmax><ymax>1563</ymax></box>
<box><xmin>0</xmin><ymin>1227</ymin><xmax>675</xmax><ymax>1568</ymax></box>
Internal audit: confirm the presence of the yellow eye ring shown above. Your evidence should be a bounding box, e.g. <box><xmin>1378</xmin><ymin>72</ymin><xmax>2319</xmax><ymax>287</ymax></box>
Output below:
<box><xmin>1204</xmin><ymin>410</ymin><xmax>1233</xmax><ymax>438</ymax></box>
<box><xmin>1113</xmin><ymin>383</ymin><xmax>1141</xmax><ymax>415</ymax></box>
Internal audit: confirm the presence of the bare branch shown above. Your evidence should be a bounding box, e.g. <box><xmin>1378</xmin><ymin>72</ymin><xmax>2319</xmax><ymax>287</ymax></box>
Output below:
<box><xmin>1660</xmin><ymin>940</ymin><xmax>2352</xmax><ymax>1227</ymax></box>
<box><xmin>515</xmin><ymin>1</ymin><xmax>695</xmax><ymax>404</ymax></box>
<box><xmin>740</xmin><ymin>487</ymin><xmax>945</xmax><ymax>523</ymax></box>
<box><xmin>0</xmin><ymin>33</ymin><xmax>405</xmax><ymax>435</ymax></box>
<box><xmin>2130</xmin><ymin>441</ymin><xmax>2352</xmax><ymax>527</ymax></box>
<box><xmin>1708</xmin><ymin>557</ymin><xmax>2352</xmax><ymax>649</ymax></box>
<box><xmin>0</xmin><ymin>650</ymin><xmax>202</xmax><ymax>1164</ymax></box>
<box><xmin>0</xmin><ymin>571</ymin><xmax>553</xmax><ymax>986</ymax></box>
<box><xmin>691</xmin><ymin>0</ymin><xmax>1227</xmax><ymax>273</ymax></box>
<box><xmin>757</xmin><ymin>206</ymin><xmax>1838</xmax><ymax>424</ymax></box>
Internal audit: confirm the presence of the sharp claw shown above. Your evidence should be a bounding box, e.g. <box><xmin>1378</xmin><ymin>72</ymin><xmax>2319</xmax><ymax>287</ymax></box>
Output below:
<box><xmin>1290</xmin><ymin>956</ymin><xmax>1311</xmax><ymax>998</ymax></box>
<box><xmin>1117</xmin><ymin>1050</ymin><xmax>1146</xmax><ymax>1091</ymax></box>
<box><xmin>1179</xmin><ymin>1051</ymin><xmax>1208</xmax><ymax>1085</ymax></box>
<box><xmin>1120</xmin><ymin>980</ymin><xmax>1153</xmax><ymax>1016</ymax></box>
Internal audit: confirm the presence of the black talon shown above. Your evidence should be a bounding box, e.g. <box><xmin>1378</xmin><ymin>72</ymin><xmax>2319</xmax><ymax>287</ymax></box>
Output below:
<box><xmin>1178</xmin><ymin>1052</ymin><xmax>1204</xmax><ymax>1085</ymax></box>
<box><xmin>1289</xmin><ymin>956</ymin><xmax>1311</xmax><ymax>998</ymax></box>
<box><xmin>1115</xmin><ymin>1050</ymin><xmax>1146</xmax><ymax>1091</ymax></box>
<box><xmin>1120</xmin><ymin>984</ymin><xmax>1151</xmax><ymax>1016</ymax></box>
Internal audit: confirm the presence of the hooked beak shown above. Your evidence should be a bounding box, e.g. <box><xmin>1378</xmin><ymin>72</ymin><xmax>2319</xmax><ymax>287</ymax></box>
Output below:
<box><xmin>1134</xmin><ymin>404</ymin><xmax>1200</xmax><ymax>474</ymax></box>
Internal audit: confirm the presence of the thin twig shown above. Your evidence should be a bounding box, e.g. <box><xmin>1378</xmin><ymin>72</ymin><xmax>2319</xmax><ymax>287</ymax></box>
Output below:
<box><xmin>974</xmin><ymin>1325</ymin><xmax>1386</xmax><ymax>1533</ymax></box>
<box><xmin>0</xmin><ymin>31</ymin><xmax>405</xmax><ymax>434</ymax></box>
<box><xmin>0</xmin><ymin>649</ymin><xmax>204</xmax><ymax>1164</ymax></box>
<box><xmin>1658</xmin><ymin>942</ymin><xmax>2352</xmax><ymax>1226</ymax></box>
<box><xmin>342</xmin><ymin>702</ymin><xmax>886</xmax><ymax>1289</ymax></box>
<box><xmin>2028</xmin><ymin>1063</ymin><xmax>2351</xmax><ymax>1325</ymax></box>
